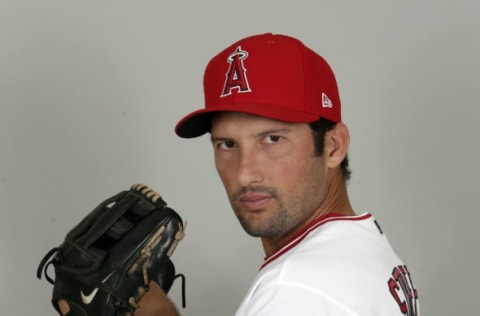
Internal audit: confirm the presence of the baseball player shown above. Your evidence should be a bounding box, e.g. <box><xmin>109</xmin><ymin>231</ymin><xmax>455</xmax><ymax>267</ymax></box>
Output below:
<box><xmin>174</xmin><ymin>33</ymin><xmax>420</xmax><ymax>315</ymax></box>
<box><xmin>49</xmin><ymin>33</ymin><xmax>420</xmax><ymax>315</ymax></box>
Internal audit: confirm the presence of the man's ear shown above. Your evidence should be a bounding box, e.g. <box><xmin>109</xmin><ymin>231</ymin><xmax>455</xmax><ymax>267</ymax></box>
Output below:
<box><xmin>326</xmin><ymin>123</ymin><xmax>350</xmax><ymax>168</ymax></box>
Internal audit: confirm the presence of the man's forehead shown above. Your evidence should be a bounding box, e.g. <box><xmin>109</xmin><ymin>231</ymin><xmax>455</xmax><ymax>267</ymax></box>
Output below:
<box><xmin>211</xmin><ymin>111</ymin><xmax>301</xmax><ymax>126</ymax></box>
<box><xmin>210</xmin><ymin>111</ymin><xmax>309</xmax><ymax>136</ymax></box>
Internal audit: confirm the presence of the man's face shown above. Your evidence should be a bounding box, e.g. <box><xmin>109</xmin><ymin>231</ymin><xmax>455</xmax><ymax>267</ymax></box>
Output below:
<box><xmin>210</xmin><ymin>112</ymin><xmax>330</xmax><ymax>241</ymax></box>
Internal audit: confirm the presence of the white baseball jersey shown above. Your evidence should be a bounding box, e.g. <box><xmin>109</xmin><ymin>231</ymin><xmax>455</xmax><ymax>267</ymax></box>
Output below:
<box><xmin>235</xmin><ymin>213</ymin><xmax>419</xmax><ymax>316</ymax></box>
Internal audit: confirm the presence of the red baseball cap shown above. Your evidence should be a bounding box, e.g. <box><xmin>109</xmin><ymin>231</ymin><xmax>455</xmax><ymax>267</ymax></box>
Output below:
<box><xmin>175</xmin><ymin>33</ymin><xmax>341</xmax><ymax>138</ymax></box>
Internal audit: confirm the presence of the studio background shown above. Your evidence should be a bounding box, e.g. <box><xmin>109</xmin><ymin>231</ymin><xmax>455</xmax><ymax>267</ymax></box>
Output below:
<box><xmin>1</xmin><ymin>1</ymin><xmax>478</xmax><ymax>315</ymax></box>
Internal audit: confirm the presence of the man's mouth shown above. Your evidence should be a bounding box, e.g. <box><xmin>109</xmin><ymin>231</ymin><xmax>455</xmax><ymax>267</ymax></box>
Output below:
<box><xmin>238</xmin><ymin>194</ymin><xmax>272</xmax><ymax>211</ymax></box>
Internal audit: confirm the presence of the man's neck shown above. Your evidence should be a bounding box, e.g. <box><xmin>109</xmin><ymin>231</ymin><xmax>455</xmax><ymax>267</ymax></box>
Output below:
<box><xmin>261</xmin><ymin>171</ymin><xmax>354</xmax><ymax>257</ymax></box>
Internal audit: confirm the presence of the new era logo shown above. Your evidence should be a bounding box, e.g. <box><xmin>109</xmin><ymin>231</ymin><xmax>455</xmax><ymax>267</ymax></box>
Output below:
<box><xmin>322</xmin><ymin>93</ymin><xmax>333</xmax><ymax>108</ymax></box>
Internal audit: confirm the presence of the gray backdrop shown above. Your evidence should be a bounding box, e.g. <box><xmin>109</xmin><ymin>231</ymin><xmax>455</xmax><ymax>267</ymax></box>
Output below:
<box><xmin>1</xmin><ymin>1</ymin><xmax>478</xmax><ymax>315</ymax></box>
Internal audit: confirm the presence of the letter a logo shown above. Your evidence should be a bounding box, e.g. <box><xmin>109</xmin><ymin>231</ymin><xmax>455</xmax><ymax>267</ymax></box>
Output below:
<box><xmin>221</xmin><ymin>46</ymin><xmax>252</xmax><ymax>97</ymax></box>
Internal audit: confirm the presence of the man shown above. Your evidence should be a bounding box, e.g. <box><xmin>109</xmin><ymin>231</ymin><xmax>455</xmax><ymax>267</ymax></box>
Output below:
<box><xmin>174</xmin><ymin>32</ymin><xmax>419</xmax><ymax>316</ymax></box>
<box><xmin>60</xmin><ymin>33</ymin><xmax>419</xmax><ymax>315</ymax></box>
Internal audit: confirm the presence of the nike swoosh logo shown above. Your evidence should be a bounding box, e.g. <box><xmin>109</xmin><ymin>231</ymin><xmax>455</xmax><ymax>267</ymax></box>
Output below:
<box><xmin>80</xmin><ymin>273</ymin><xmax>113</xmax><ymax>304</ymax></box>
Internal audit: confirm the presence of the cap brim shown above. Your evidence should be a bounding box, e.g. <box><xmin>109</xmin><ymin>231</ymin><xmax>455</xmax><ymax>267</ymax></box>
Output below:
<box><xmin>175</xmin><ymin>103</ymin><xmax>321</xmax><ymax>138</ymax></box>
<box><xmin>175</xmin><ymin>109</ymin><xmax>215</xmax><ymax>139</ymax></box>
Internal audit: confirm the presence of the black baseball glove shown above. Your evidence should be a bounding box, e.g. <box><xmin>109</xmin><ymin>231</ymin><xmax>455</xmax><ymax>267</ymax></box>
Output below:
<box><xmin>37</xmin><ymin>183</ymin><xmax>186</xmax><ymax>315</ymax></box>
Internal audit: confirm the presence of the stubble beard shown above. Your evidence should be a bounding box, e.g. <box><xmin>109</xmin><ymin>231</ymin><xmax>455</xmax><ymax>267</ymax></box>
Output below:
<box><xmin>229</xmin><ymin>158</ymin><xmax>326</xmax><ymax>239</ymax></box>
<box><xmin>230</xmin><ymin>186</ymin><xmax>311</xmax><ymax>239</ymax></box>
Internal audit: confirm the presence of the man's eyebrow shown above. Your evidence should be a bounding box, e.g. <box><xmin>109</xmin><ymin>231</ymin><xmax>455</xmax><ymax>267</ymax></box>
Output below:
<box><xmin>210</xmin><ymin>127</ymin><xmax>293</xmax><ymax>143</ymax></box>
<box><xmin>210</xmin><ymin>136</ymin><xmax>232</xmax><ymax>143</ymax></box>
<box><xmin>257</xmin><ymin>127</ymin><xmax>292</xmax><ymax>137</ymax></box>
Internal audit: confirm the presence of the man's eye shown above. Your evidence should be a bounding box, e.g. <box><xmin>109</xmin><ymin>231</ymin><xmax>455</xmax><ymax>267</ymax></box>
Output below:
<box><xmin>264</xmin><ymin>135</ymin><xmax>282</xmax><ymax>144</ymax></box>
<box><xmin>218</xmin><ymin>140</ymin><xmax>236</xmax><ymax>149</ymax></box>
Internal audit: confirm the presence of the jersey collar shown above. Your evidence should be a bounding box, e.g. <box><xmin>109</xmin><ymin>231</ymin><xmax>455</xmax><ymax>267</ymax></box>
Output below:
<box><xmin>260</xmin><ymin>212</ymin><xmax>372</xmax><ymax>270</ymax></box>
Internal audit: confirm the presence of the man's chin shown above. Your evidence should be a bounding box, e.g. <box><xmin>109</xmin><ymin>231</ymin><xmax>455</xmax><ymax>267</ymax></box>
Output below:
<box><xmin>238</xmin><ymin>218</ymin><xmax>278</xmax><ymax>238</ymax></box>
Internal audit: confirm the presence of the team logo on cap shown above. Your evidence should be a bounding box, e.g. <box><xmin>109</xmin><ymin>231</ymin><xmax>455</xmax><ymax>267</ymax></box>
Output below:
<box><xmin>221</xmin><ymin>46</ymin><xmax>252</xmax><ymax>97</ymax></box>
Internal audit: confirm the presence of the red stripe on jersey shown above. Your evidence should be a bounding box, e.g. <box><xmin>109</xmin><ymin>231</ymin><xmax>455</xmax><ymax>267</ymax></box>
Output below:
<box><xmin>260</xmin><ymin>213</ymin><xmax>372</xmax><ymax>270</ymax></box>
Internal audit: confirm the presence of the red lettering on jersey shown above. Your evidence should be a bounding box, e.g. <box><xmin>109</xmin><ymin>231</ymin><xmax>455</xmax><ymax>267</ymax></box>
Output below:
<box><xmin>221</xmin><ymin>46</ymin><xmax>251</xmax><ymax>97</ymax></box>
<box><xmin>388</xmin><ymin>265</ymin><xmax>419</xmax><ymax>316</ymax></box>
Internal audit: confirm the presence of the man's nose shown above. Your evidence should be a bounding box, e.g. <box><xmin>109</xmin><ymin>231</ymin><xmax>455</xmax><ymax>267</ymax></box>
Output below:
<box><xmin>237</xmin><ymin>147</ymin><xmax>264</xmax><ymax>186</ymax></box>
